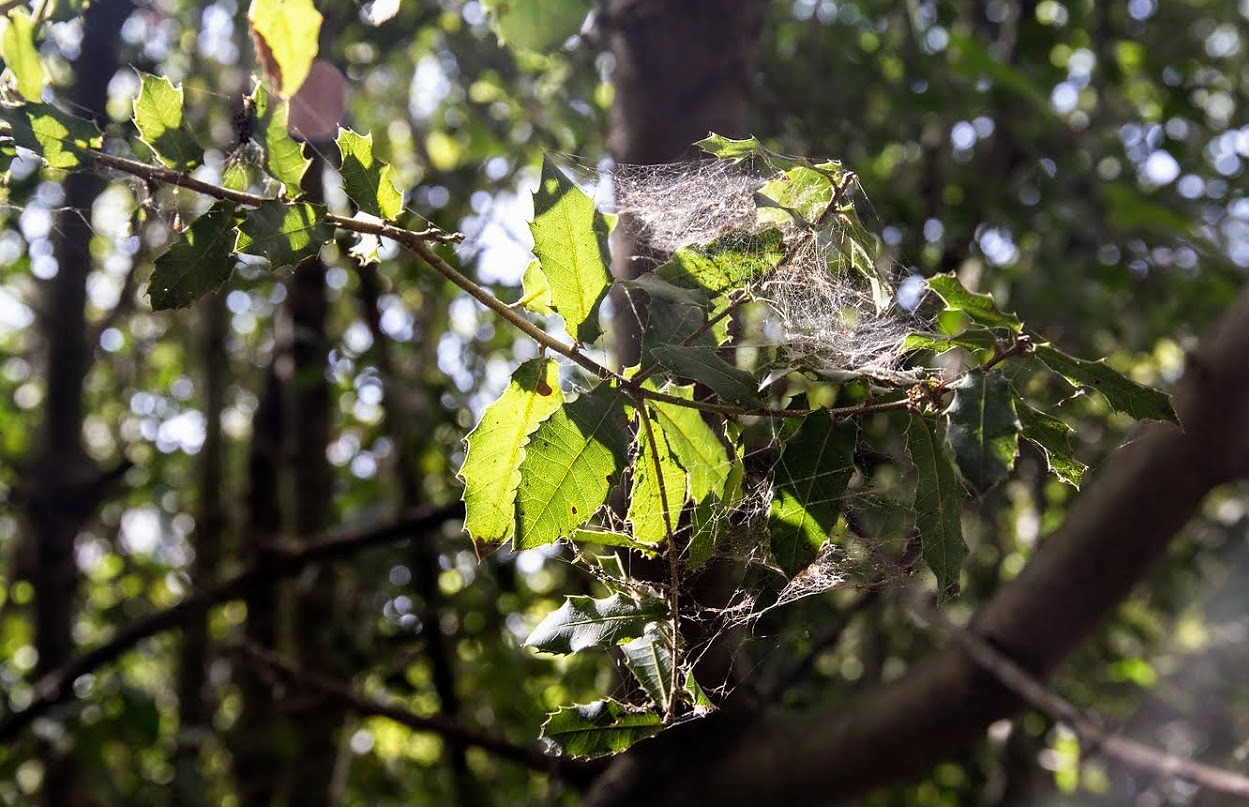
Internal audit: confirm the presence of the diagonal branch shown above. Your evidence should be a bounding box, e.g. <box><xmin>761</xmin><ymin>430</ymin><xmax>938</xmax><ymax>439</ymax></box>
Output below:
<box><xmin>915</xmin><ymin>600</ymin><xmax>1249</xmax><ymax>798</ymax></box>
<box><xmin>0</xmin><ymin>503</ymin><xmax>463</xmax><ymax>744</ymax></box>
<box><xmin>226</xmin><ymin>641</ymin><xmax>604</xmax><ymax>785</ymax></box>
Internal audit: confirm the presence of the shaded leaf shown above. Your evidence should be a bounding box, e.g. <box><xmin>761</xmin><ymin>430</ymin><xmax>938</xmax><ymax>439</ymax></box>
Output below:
<box><xmin>459</xmin><ymin>359</ymin><xmax>563</xmax><ymax>554</ymax></box>
<box><xmin>524</xmin><ymin>593</ymin><xmax>665</xmax><ymax>655</ymax></box>
<box><xmin>248</xmin><ymin>0</ymin><xmax>322</xmax><ymax>96</ymax></box>
<box><xmin>336</xmin><ymin>127</ymin><xmax>403</xmax><ymax>219</ymax></box>
<box><xmin>132</xmin><ymin>72</ymin><xmax>202</xmax><ymax>170</ymax></box>
<box><xmin>769</xmin><ymin>415</ymin><xmax>856</xmax><ymax>576</ymax></box>
<box><xmin>234</xmin><ymin>200</ymin><xmax>333</xmax><ymax>271</ymax></box>
<box><xmin>1014</xmin><ymin>396</ymin><xmax>1086</xmax><ymax>489</ymax></box>
<box><xmin>925</xmin><ymin>274</ymin><xmax>1023</xmax><ymax>332</ymax></box>
<box><xmin>900</xmin><ymin>329</ymin><xmax>998</xmax><ymax>356</ymax></box>
<box><xmin>1</xmin><ymin>101</ymin><xmax>101</xmax><ymax>169</ymax></box>
<box><xmin>250</xmin><ymin>81</ymin><xmax>309</xmax><ymax>196</ymax></box>
<box><xmin>148</xmin><ymin>202</ymin><xmax>238</xmax><ymax>310</ymax></box>
<box><xmin>1034</xmin><ymin>343</ymin><xmax>1177</xmax><ymax>423</ymax></box>
<box><xmin>530</xmin><ymin>157</ymin><xmax>611</xmax><ymax>343</ymax></box>
<box><xmin>905</xmin><ymin>416</ymin><xmax>966</xmax><ymax>601</ymax></box>
<box><xmin>621</xmin><ymin>630</ymin><xmax>675</xmax><ymax>708</ymax></box>
<box><xmin>482</xmin><ymin>0</ymin><xmax>590</xmax><ymax>51</ymax></box>
<box><xmin>944</xmin><ymin>369</ymin><xmax>1020</xmax><ymax>493</ymax></box>
<box><xmin>540</xmin><ymin>700</ymin><xmax>662</xmax><ymax>758</ymax></box>
<box><xmin>650</xmin><ymin>345</ymin><xmax>760</xmax><ymax>407</ymax></box>
<box><xmin>1</xmin><ymin>10</ymin><xmax>45</xmax><ymax>100</ymax></box>
<box><xmin>571</xmin><ymin>529</ymin><xmax>658</xmax><ymax>557</ymax></box>
<box><xmin>514</xmin><ymin>385</ymin><xmax>631</xmax><ymax>549</ymax></box>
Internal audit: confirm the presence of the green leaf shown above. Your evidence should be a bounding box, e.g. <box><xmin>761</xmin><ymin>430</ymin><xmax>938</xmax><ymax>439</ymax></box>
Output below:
<box><xmin>482</xmin><ymin>0</ymin><xmax>590</xmax><ymax>51</ymax></box>
<box><xmin>695</xmin><ymin>133</ymin><xmax>817</xmax><ymax>172</ymax></box>
<box><xmin>540</xmin><ymin>700</ymin><xmax>662</xmax><ymax>759</ymax></box>
<box><xmin>250</xmin><ymin>82</ymin><xmax>309</xmax><ymax>197</ymax></box>
<box><xmin>514</xmin><ymin>385</ymin><xmax>632</xmax><ymax>549</ymax></box>
<box><xmin>648</xmin><ymin>384</ymin><xmax>729</xmax><ymax>503</ymax></box>
<box><xmin>132</xmin><ymin>72</ymin><xmax>202</xmax><ymax>171</ymax></box>
<box><xmin>629</xmin><ymin>408</ymin><xmax>688</xmax><ymax>545</ymax></box>
<box><xmin>1033</xmin><ymin>343</ymin><xmax>1177</xmax><ymax>423</ymax></box>
<box><xmin>757</xmin><ymin>166</ymin><xmax>835</xmax><ymax>228</ymax></box>
<box><xmin>234</xmin><ymin>200</ymin><xmax>333</xmax><ymax>271</ymax></box>
<box><xmin>1</xmin><ymin>10</ymin><xmax>45</xmax><ymax>100</ymax></box>
<box><xmin>1</xmin><ymin>101</ymin><xmax>101</xmax><ymax>169</ymax></box>
<box><xmin>335</xmin><ymin>127</ymin><xmax>403</xmax><ymax>220</ymax></box>
<box><xmin>530</xmin><ymin>157</ymin><xmax>611</xmax><ymax>343</ymax></box>
<box><xmin>769</xmin><ymin>416</ymin><xmax>856</xmax><ymax>576</ymax></box>
<box><xmin>925</xmin><ymin>274</ymin><xmax>1023</xmax><ymax>333</ymax></box>
<box><xmin>518</xmin><ymin>259</ymin><xmax>553</xmax><ymax>315</ymax></box>
<box><xmin>905</xmin><ymin>416</ymin><xmax>966</xmax><ymax>601</ymax></box>
<box><xmin>654</xmin><ymin>230</ymin><xmax>785</xmax><ymax>301</ymax></box>
<box><xmin>248</xmin><ymin>0</ymin><xmax>322</xmax><ymax>96</ymax></box>
<box><xmin>944</xmin><ymin>369</ymin><xmax>1020</xmax><ymax>493</ymax></box>
<box><xmin>459</xmin><ymin>359</ymin><xmax>563</xmax><ymax>554</ymax></box>
<box><xmin>639</xmin><ymin>293</ymin><xmax>711</xmax><ymax>366</ymax></box>
<box><xmin>649</xmin><ymin>345</ymin><xmax>760</xmax><ymax>407</ymax></box>
<box><xmin>571</xmin><ymin>529</ymin><xmax>658</xmax><ymax>557</ymax></box>
<box><xmin>148</xmin><ymin>202</ymin><xmax>238</xmax><ymax>310</ymax></box>
<box><xmin>687</xmin><ymin>454</ymin><xmax>743</xmax><ymax>571</ymax></box>
<box><xmin>524</xmin><ymin>593</ymin><xmax>665</xmax><ymax>655</ymax></box>
<box><xmin>1014</xmin><ymin>396</ymin><xmax>1086</xmax><ymax>489</ymax></box>
<box><xmin>900</xmin><ymin>329</ymin><xmax>998</xmax><ymax>356</ymax></box>
<box><xmin>620</xmin><ymin>630</ymin><xmax>675</xmax><ymax>708</ymax></box>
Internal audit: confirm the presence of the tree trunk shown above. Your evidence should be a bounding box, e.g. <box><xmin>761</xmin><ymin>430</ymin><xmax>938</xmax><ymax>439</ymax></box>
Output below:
<box><xmin>18</xmin><ymin>3</ymin><xmax>133</xmax><ymax>805</ymax></box>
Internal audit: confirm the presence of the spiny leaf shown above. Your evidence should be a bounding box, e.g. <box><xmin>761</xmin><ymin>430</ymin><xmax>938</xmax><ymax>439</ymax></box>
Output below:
<box><xmin>757</xmin><ymin>166</ymin><xmax>835</xmax><ymax>229</ymax></box>
<box><xmin>650</xmin><ymin>345</ymin><xmax>760</xmax><ymax>407</ymax></box>
<box><xmin>481</xmin><ymin>0</ymin><xmax>591</xmax><ymax>51</ymax></box>
<box><xmin>769</xmin><ymin>415</ymin><xmax>856</xmax><ymax>577</ymax></box>
<box><xmin>540</xmin><ymin>700</ymin><xmax>662</xmax><ymax>759</ymax></box>
<box><xmin>248</xmin><ymin>0</ymin><xmax>322</xmax><ymax>96</ymax></box>
<box><xmin>132</xmin><ymin>72</ymin><xmax>202</xmax><ymax>171</ymax></box>
<box><xmin>1014</xmin><ymin>395</ymin><xmax>1086</xmax><ymax>489</ymax></box>
<box><xmin>1033</xmin><ymin>343</ymin><xmax>1177</xmax><ymax>423</ymax></box>
<box><xmin>530</xmin><ymin>157</ymin><xmax>611</xmax><ymax>343</ymax></box>
<box><xmin>514</xmin><ymin>385</ymin><xmax>631</xmax><ymax>549</ymax></box>
<box><xmin>900</xmin><ymin>329</ymin><xmax>998</xmax><ymax>356</ymax></box>
<box><xmin>234</xmin><ymin>200</ymin><xmax>333</xmax><ymax>271</ymax></box>
<box><xmin>335</xmin><ymin>127</ymin><xmax>403</xmax><ymax>220</ymax></box>
<box><xmin>648</xmin><ymin>383</ymin><xmax>730</xmax><ymax>503</ymax></box>
<box><xmin>148</xmin><ymin>202</ymin><xmax>238</xmax><ymax>310</ymax></box>
<box><xmin>524</xmin><ymin>593</ymin><xmax>665</xmax><ymax>655</ymax></box>
<box><xmin>944</xmin><ymin>369</ymin><xmax>1020</xmax><ymax>493</ymax></box>
<box><xmin>906</xmin><ymin>415</ymin><xmax>966</xmax><ymax>602</ymax></box>
<box><xmin>925</xmin><ymin>274</ymin><xmax>1023</xmax><ymax>333</ymax></box>
<box><xmin>696</xmin><ymin>133</ymin><xmax>843</xmax><ymax>175</ymax></box>
<box><xmin>518</xmin><ymin>259</ymin><xmax>553</xmax><ymax>315</ymax></box>
<box><xmin>250</xmin><ymin>81</ymin><xmax>309</xmax><ymax>196</ymax></box>
<box><xmin>629</xmin><ymin>407</ymin><xmax>688</xmax><ymax>545</ymax></box>
<box><xmin>621</xmin><ymin>630</ymin><xmax>675</xmax><ymax>709</ymax></box>
<box><xmin>1</xmin><ymin>10</ymin><xmax>45</xmax><ymax>100</ymax></box>
<box><xmin>1</xmin><ymin>101</ymin><xmax>101</xmax><ymax>169</ymax></box>
<box><xmin>654</xmin><ymin>229</ymin><xmax>785</xmax><ymax>301</ymax></box>
<box><xmin>459</xmin><ymin>358</ymin><xmax>563</xmax><ymax>555</ymax></box>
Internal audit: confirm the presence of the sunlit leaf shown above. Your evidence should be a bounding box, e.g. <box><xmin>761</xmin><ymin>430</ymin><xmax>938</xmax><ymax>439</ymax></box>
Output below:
<box><xmin>132</xmin><ymin>72</ymin><xmax>202</xmax><ymax>171</ymax></box>
<box><xmin>900</xmin><ymin>329</ymin><xmax>998</xmax><ymax>356</ymax></box>
<box><xmin>540</xmin><ymin>700</ymin><xmax>662</xmax><ymax>758</ymax></box>
<box><xmin>944</xmin><ymin>369</ymin><xmax>1019</xmax><ymax>493</ymax></box>
<box><xmin>335</xmin><ymin>127</ymin><xmax>403</xmax><ymax>220</ymax></box>
<box><xmin>769</xmin><ymin>415</ymin><xmax>856</xmax><ymax>576</ymax></box>
<box><xmin>518</xmin><ymin>258</ymin><xmax>553</xmax><ymax>315</ymax></box>
<box><xmin>248</xmin><ymin>0</ymin><xmax>322</xmax><ymax>96</ymax></box>
<box><xmin>1</xmin><ymin>10</ymin><xmax>45</xmax><ymax>100</ymax></box>
<box><xmin>1034</xmin><ymin>343</ymin><xmax>1177</xmax><ymax>423</ymax></box>
<box><xmin>629</xmin><ymin>406</ymin><xmax>688</xmax><ymax>545</ymax></box>
<box><xmin>654</xmin><ymin>229</ymin><xmax>785</xmax><ymax>300</ymax></box>
<box><xmin>757</xmin><ymin>166</ymin><xmax>835</xmax><ymax>228</ymax></box>
<box><xmin>250</xmin><ymin>81</ymin><xmax>309</xmax><ymax>197</ymax></box>
<box><xmin>459</xmin><ymin>358</ymin><xmax>563</xmax><ymax>555</ymax></box>
<box><xmin>1</xmin><ymin>101</ymin><xmax>101</xmax><ymax>169</ymax></box>
<box><xmin>906</xmin><ymin>415</ymin><xmax>966</xmax><ymax>601</ymax></box>
<box><xmin>925</xmin><ymin>274</ymin><xmax>1023</xmax><ymax>333</ymax></box>
<box><xmin>525</xmin><ymin>593</ymin><xmax>665</xmax><ymax>655</ymax></box>
<box><xmin>148</xmin><ymin>202</ymin><xmax>237</xmax><ymax>310</ymax></box>
<box><xmin>647</xmin><ymin>383</ymin><xmax>729</xmax><ymax>503</ymax></box>
<box><xmin>234</xmin><ymin>200</ymin><xmax>333</xmax><ymax>271</ymax></box>
<box><xmin>514</xmin><ymin>385</ymin><xmax>631</xmax><ymax>549</ymax></box>
<box><xmin>482</xmin><ymin>0</ymin><xmax>590</xmax><ymax>51</ymax></box>
<box><xmin>530</xmin><ymin>157</ymin><xmax>611</xmax><ymax>343</ymax></box>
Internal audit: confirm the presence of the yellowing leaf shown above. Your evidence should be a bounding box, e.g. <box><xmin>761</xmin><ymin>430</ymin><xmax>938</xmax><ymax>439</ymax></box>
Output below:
<box><xmin>248</xmin><ymin>0</ymin><xmax>322</xmax><ymax>96</ymax></box>
<box><xmin>1</xmin><ymin>10</ymin><xmax>45</xmax><ymax>100</ymax></box>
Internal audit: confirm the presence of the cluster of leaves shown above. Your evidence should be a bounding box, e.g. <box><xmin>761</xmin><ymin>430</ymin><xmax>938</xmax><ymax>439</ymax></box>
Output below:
<box><xmin>0</xmin><ymin>2</ymin><xmax>1178</xmax><ymax>761</ymax></box>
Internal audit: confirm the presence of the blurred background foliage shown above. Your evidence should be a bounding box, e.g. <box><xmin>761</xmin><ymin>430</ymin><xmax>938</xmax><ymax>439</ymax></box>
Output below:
<box><xmin>0</xmin><ymin>1</ymin><xmax>1247</xmax><ymax>805</ymax></box>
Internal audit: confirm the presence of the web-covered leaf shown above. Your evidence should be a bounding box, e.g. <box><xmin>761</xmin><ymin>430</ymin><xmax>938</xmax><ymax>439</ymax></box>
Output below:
<box><xmin>621</xmin><ymin>630</ymin><xmax>676</xmax><ymax>709</ymax></box>
<box><xmin>925</xmin><ymin>274</ymin><xmax>1024</xmax><ymax>333</ymax></box>
<box><xmin>944</xmin><ymin>369</ymin><xmax>1020</xmax><ymax>493</ymax></box>
<box><xmin>769</xmin><ymin>415</ymin><xmax>856</xmax><ymax>577</ymax></box>
<box><xmin>459</xmin><ymin>358</ymin><xmax>563</xmax><ymax>555</ymax></box>
<box><xmin>540</xmin><ymin>700</ymin><xmax>662</xmax><ymax>759</ymax></box>
<box><xmin>148</xmin><ymin>203</ymin><xmax>238</xmax><ymax>310</ymax></box>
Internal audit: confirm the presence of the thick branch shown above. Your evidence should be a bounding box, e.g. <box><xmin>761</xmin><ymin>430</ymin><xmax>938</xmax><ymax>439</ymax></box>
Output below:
<box><xmin>227</xmin><ymin>641</ymin><xmax>602</xmax><ymax>785</ymax></box>
<box><xmin>0</xmin><ymin>503</ymin><xmax>463</xmax><ymax>744</ymax></box>
<box><xmin>586</xmin><ymin>281</ymin><xmax>1249</xmax><ymax>807</ymax></box>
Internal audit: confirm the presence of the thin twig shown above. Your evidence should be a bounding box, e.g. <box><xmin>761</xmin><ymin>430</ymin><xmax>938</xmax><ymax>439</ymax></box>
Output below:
<box><xmin>225</xmin><ymin>641</ymin><xmax>602</xmax><ymax>784</ymax></box>
<box><xmin>915</xmin><ymin>600</ymin><xmax>1249</xmax><ymax>799</ymax></box>
<box><xmin>0</xmin><ymin>503</ymin><xmax>464</xmax><ymax>743</ymax></box>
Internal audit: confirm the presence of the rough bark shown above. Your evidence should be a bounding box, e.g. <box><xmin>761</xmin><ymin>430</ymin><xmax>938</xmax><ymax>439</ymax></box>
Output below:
<box><xmin>586</xmin><ymin>282</ymin><xmax>1249</xmax><ymax>806</ymax></box>
<box><xmin>15</xmin><ymin>3</ymin><xmax>133</xmax><ymax>805</ymax></box>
